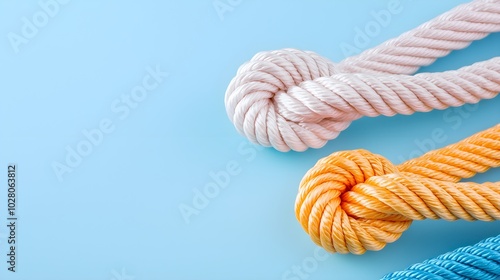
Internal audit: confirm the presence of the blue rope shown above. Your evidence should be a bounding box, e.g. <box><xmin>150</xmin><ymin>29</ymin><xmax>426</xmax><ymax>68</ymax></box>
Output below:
<box><xmin>382</xmin><ymin>235</ymin><xmax>500</xmax><ymax>280</ymax></box>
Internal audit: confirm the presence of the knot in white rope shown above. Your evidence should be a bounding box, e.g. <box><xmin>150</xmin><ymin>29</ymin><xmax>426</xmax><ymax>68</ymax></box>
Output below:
<box><xmin>225</xmin><ymin>0</ymin><xmax>500</xmax><ymax>152</ymax></box>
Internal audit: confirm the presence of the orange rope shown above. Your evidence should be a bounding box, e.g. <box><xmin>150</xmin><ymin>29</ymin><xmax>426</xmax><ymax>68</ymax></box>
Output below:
<box><xmin>295</xmin><ymin>124</ymin><xmax>500</xmax><ymax>255</ymax></box>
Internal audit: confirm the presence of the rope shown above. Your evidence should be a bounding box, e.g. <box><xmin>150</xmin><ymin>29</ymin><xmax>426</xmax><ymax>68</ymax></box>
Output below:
<box><xmin>294</xmin><ymin>124</ymin><xmax>500</xmax><ymax>255</ymax></box>
<box><xmin>382</xmin><ymin>235</ymin><xmax>500</xmax><ymax>280</ymax></box>
<box><xmin>224</xmin><ymin>0</ymin><xmax>500</xmax><ymax>152</ymax></box>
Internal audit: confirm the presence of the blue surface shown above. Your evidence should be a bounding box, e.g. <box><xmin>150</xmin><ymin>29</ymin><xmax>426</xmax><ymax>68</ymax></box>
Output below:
<box><xmin>1</xmin><ymin>1</ymin><xmax>499</xmax><ymax>279</ymax></box>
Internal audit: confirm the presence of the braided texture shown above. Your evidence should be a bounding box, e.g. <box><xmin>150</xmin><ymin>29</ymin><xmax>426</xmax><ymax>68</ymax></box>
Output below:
<box><xmin>382</xmin><ymin>235</ymin><xmax>500</xmax><ymax>280</ymax></box>
<box><xmin>295</xmin><ymin>124</ymin><xmax>500</xmax><ymax>254</ymax></box>
<box><xmin>225</xmin><ymin>0</ymin><xmax>500</xmax><ymax>151</ymax></box>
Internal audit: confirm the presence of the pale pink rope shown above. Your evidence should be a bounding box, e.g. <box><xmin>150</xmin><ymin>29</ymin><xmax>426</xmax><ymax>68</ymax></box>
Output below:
<box><xmin>225</xmin><ymin>0</ymin><xmax>500</xmax><ymax>152</ymax></box>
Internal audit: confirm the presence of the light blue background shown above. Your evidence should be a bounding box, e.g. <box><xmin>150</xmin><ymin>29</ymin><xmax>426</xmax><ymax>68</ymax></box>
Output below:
<box><xmin>1</xmin><ymin>0</ymin><xmax>500</xmax><ymax>279</ymax></box>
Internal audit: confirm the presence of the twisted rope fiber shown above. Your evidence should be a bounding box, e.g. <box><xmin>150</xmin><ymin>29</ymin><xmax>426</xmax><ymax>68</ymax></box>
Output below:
<box><xmin>225</xmin><ymin>0</ymin><xmax>500</xmax><ymax>152</ymax></box>
<box><xmin>295</xmin><ymin>124</ymin><xmax>500</xmax><ymax>255</ymax></box>
<box><xmin>382</xmin><ymin>235</ymin><xmax>500</xmax><ymax>280</ymax></box>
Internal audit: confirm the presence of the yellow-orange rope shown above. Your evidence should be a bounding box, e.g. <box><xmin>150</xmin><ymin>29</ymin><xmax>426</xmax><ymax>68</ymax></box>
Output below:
<box><xmin>295</xmin><ymin>124</ymin><xmax>500</xmax><ymax>255</ymax></box>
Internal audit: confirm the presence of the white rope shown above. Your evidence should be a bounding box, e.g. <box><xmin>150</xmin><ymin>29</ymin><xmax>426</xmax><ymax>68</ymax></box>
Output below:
<box><xmin>225</xmin><ymin>0</ymin><xmax>500</xmax><ymax>151</ymax></box>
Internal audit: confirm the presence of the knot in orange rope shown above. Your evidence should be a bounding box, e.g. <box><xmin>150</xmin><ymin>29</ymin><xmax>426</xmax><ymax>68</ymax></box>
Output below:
<box><xmin>295</xmin><ymin>125</ymin><xmax>500</xmax><ymax>254</ymax></box>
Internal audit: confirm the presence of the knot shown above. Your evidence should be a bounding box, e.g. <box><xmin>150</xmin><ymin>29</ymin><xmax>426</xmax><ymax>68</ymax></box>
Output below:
<box><xmin>225</xmin><ymin>47</ymin><xmax>500</xmax><ymax>152</ymax></box>
<box><xmin>295</xmin><ymin>139</ymin><xmax>500</xmax><ymax>254</ymax></box>
<box><xmin>225</xmin><ymin>48</ymin><xmax>347</xmax><ymax>152</ymax></box>
<box><xmin>295</xmin><ymin>150</ymin><xmax>412</xmax><ymax>254</ymax></box>
<box><xmin>224</xmin><ymin>0</ymin><xmax>500</xmax><ymax>152</ymax></box>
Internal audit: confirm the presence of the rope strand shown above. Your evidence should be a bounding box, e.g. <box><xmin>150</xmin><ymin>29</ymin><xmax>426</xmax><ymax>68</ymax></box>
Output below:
<box><xmin>340</xmin><ymin>0</ymin><xmax>500</xmax><ymax>75</ymax></box>
<box><xmin>225</xmin><ymin>0</ymin><xmax>500</xmax><ymax>151</ymax></box>
<box><xmin>382</xmin><ymin>235</ymin><xmax>500</xmax><ymax>280</ymax></box>
<box><xmin>295</xmin><ymin>124</ymin><xmax>500</xmax><ymax>254</ymax></box>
